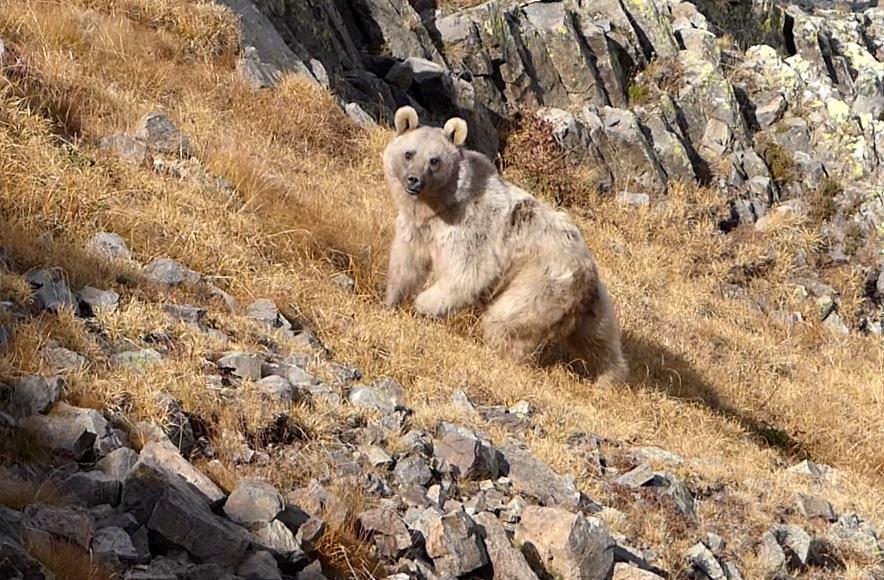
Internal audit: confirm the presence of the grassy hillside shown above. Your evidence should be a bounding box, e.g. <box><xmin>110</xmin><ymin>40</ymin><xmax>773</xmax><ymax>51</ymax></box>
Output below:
<box><xmin>1</xmin><ymin>0</ymin><xmax>883</xmax><ymax>577</ymax></box>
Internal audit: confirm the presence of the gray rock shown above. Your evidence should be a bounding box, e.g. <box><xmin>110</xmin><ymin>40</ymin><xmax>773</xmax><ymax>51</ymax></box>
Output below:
<box><xmin>154</xmin><ymin>392</ymin><xmax>195</xmax><ymax>455</ymax></box>
<box><xmin>393</xmin><ymin>455</ymin><xmax>433</xmax><ymax>487</ymax></box>
<box><xmin>147</xmin><ymin>478</ymin><xmax>249</xmax><ymax>567</ymax></box>
<box><xmin>344</xmin><ymin>102</ymin><xmax>376</xmax><ymax>129</ymax></box>
<box><xmin>357</xmin><ymin>507</ymin><xmax>413</xmax><ymax>558</ymax></box>
<box><xmin>26</xmin><ymin>268</ymin><xmax>76</xmax><ymax>312</ymax></box>
<box><xmin>474</xmin><ymin>512</ymin><xmax>538</xmax><ymax>579</ymax></box>
<box><xmin>685</xmin><ymin>542</ymin><xmax>726</xmax><ymax>579</ymax></box>
<box><xmin>111</xmin><ymin>348</ymin><xmax>163</xmax><ymax>371</ymax></box>
<box><xmin>435</xmin><ymin>432</ymin><xmax>498</xmax><ymax>481</ymax></box>
<box><xmin>218</xmin><ymin>351</ymin><xmax>264</xmax><ymax>381</ymax></box>
<box><xmin>224</xmin><ymin>479</ymin><xmax>284</xmax><ymax>526</ymax></box>
<box><xmin>617</xmin><ymin>192</ymin><xmax>651</xmax><ymax>208</ymax></box>
<box><xmin>246</xmin><ymin>299</ymin><xmax>292</xmax><ymax>331</ymax></box>
<box><xmin>629</xmin><ymin>446</ymin><xmax>684</xmax><ymax>465</ymax></box>
<box><xmin>349</xmin><ymin>378</ymin><xmax>405</xmax><ymax>414</ymax></box>
<box><xmin>757</xmin><ymin>531</ymin><xmax>787</xmax><ymax>578</ymax></box>
<box><xmin>237</xmin><ymin>49</ymin><xmax>284</xmax><ymax>90</ymax></box>
<box><xmin>262</xmin><ymin>358</ymin><xmax>316</xmax><ymax>387</ymax></box>
<box><xmin>98</xmin><ymin>134</ymin><xmax>148</xmax><ymax>166</ymax></box>
<box><xmin>515</xmin><ymin>505</ymin><xmax>614</xmax><ymax>580</ymax></box>
<box><xmin>162</xmin><ymin>304</ymin><xmax>206</xmax><ymax>325</ymax></box>
<box><xmin>773</xmin><ymin>523</ymin><xmax>811</xmax><ymax>568</ymax></box>
<box><xmin>425</xmin><ymin>508</ymin><xmax>488</xmax><ymax>577</ymax></box>
<box><xmin>0</xmin><ymin>537</ymin><xmax>53</xmax><ymax>579</ymax></box>
<box><xmin>236</xmin><ymin>550</ymin><xmax>282</xmax><ymax>580</ymax></box>
<box><xmin>451</xmin><ymin>389</ymin><xmax>477</xmax><ymax>414</ymax></box>
<box><xmin>614</xmin><ymin>463</ymin><xmax>655</xmax><ymax>488</ymax></box>
<box><xmin>796</xmin><ymin>494</ymin><xmax>837</xmax><ymax>521</ymax></box>
<box><xmin>89</xmin><ymin>232</ymin><xmax>133</xmax><ymax>261</ymax></box>
<box><xmin>7</xmin><ymin>375</ymin><xmax>64</xmax><ymax>418</ymax></box>
<box><xmin>143</xmin><ymin>258</ymin><xmax>200</xmax><ymax>287</ymax></box>
<box><xmin>787</xmin><ymin>459</ymin><xmax>829</xmax><ymax>479</ymax></box>
<box><xmin>613</xmin><ymin>562</ymin><xmax>666</xmax><ymax>579</ymax></box>
<box><xmin>18</xmin><ymin>414</ymin><xmax>96</xmax><ymax>460</ymax></box>
<box><xmin>649</xmin><ymin>472</ymin><xmax>695</xmax><ymax>515</ymax></box>
<box><xmin>755</xmin><ymin>94</ymin><xmax>787</xmax><ymax>128</ymax></box>
<box><xmin>254</xmin><ymin>375</ymin><xmax>296</xmax><ymax>403</ymax></box>
<box><xmin>294</xmin><ymin>516</ymin><xmax>326</xmax><ymax>552</ymax></box>
<box><xmin>93</xmin><ymin>526</ymin><xmax>143</xmax><ymax>566</ymax></box>
<box><xmin>135</xmin><ymin>440</ymin><xmax>225</xmax><ymax>504</ymax></box>
<box><xmin>134</xmin><ymin>111</ymin><xmax>191</xmax><ymax>157</ymax></box>
<box><xmin>500</xmin><ymin>443</ymin><xmax>582</xmax><ymax>509</ymax></box>
<box><xmin>61</xmin><ymin>471</ymin><xmax>122</xmax><ymax>507</ymax></box>
<box><xmin>24</xmin><ymin>503</ymin><xmax>95</xmax><ymax>549</ymax></box>
<box><xmin>296</xmin><ymin>560</ymin><xmax>328</xmax><ymax>580</ymax></box>
<box><xmin>361</xmin><ymin>445</ymin><xmax>393</xmax><ymax>468</ymax></box>
<box><xmin>78</xmin><ymin>286</ymin><xmax>120</xmax><ymax>316</ymax></box>
<box><xmin>252</xmin><ymin>519</ymin><xmax>306</xmax><ymax>565</ymax></box>
<box><xmin>41</xmin><ymin>345</ymin><xmax>87</xmax><ymax>370</ymax></box>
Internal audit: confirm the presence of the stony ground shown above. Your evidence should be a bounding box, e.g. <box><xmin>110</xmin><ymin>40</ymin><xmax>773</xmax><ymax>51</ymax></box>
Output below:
<box><xmin>1</xmin><ymin>0</ymin><xmax>884</xmax><ymax>579</ymax></box>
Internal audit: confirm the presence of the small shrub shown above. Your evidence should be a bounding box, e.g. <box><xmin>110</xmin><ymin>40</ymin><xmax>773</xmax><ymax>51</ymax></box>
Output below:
<box><xmin>760</xmin><ymin>142</ymin><xmax>796</xmax><ymax>185</ymax></box>
<box><xmin>627</xmin><ymin>82</ymin><xmax>650</xmax><ymax>105</ymax></box>
<box><xmin>808</xmin><ymin>178</ymin><xmax>842</xmax><ymax>224</ymax></box>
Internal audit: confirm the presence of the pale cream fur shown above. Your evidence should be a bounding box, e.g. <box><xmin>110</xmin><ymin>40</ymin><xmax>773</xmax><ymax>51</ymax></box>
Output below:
<box><xmin>382</xmin><ymin>106</ymin><xmax>627</xmax><ymax>385</ymax></box>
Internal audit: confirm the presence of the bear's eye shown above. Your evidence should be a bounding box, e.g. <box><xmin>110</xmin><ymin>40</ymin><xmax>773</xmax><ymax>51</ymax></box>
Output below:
<box><xmin>404</xmin><ymin>151</ymin><xmax>415</xmax><ymax>161</ymax></box>
<box><xmin>429</xmin><ymin>157</ymin><xmax>440</xmax><ymax>166</ymax></box>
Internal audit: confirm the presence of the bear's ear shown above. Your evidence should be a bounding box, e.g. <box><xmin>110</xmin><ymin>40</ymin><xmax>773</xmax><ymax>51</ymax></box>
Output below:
<box><xmin>394</xmin><ymin>106</ymin><xmax>419</xmax><ymax>136</ymax></box>
<box><xmin>443</xmin><ymin>117</ymin><xmax>468</xmax><ymax>147</ymax></box>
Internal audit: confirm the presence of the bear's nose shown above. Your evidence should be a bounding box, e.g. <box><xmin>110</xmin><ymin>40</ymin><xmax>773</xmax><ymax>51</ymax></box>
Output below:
<box><xmin>406</xmin><ymin>175</ymin><xmax>423</xmax><ymax>194</ymax></box>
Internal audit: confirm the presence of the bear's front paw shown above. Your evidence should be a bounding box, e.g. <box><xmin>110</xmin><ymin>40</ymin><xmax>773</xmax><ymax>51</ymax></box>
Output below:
<box><xmin>414</xmin><ymin>288</ymin><xmax>451</xmax><ymax>319</ymax></box>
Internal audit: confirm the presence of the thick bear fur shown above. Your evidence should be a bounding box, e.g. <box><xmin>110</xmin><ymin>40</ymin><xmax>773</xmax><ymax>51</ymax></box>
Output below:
<box><xmin>382</xmin><ymin>106</ymin><xmax>628</xmax><ymax>385</ymax></box>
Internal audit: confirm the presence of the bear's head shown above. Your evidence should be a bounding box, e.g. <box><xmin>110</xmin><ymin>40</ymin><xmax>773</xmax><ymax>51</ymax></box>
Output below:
<box><xmin>382</xmin><ymin>106</ymin><xmax>468</xmax><ymax>202</ymax></box>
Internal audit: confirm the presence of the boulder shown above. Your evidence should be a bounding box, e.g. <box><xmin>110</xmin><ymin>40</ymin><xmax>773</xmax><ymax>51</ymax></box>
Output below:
<box><xmin>425</xmin><ymin>508</ymin><xmax>488</xmax><ymax>577</ymax></box>
<box><xmin>223</xmin><ymin>479</ymin><xmax>285</xmax><ymax>526</ymax></box>
<box><xmin>474</xmin><ymin>512</ymin><xmax>538</xmax><ymax>579</ymax></box>
<box><xmin>515</xmin><ymin>506</ymin><xmax>614</xmax><ymax>580</ymax></box>
<box><xmin>7</xmin><ymin>375</ymin><xmax>64</xmax><ymax>419</ymax></box>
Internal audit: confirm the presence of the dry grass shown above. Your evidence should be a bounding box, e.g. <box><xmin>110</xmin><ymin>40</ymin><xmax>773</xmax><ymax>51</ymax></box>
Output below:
<box><xmin>0</xmin><ymin>0</ymin><xmax>883</xmax><ymax>576</ymax></box>
<box><xmin>24</xmin><ymin>531</ymin><xmax>114</xmax><ymax>580</ymax></box>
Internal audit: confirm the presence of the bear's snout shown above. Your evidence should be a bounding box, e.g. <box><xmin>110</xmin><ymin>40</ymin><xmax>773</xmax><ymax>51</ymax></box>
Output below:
<box><xmin>405</xmin><ymin>175</ymin><xmax>423</xmax><ymax>195</ymax></box>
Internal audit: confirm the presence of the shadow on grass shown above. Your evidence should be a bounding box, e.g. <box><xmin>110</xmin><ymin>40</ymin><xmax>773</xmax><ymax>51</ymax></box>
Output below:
<box><xmin>619</xmin><ymin>331</ymin><xmax>811</xmax><ymax>461</ymax></box>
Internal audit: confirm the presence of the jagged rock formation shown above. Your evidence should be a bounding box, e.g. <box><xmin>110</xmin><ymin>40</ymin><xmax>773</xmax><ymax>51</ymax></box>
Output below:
<box><xmin>217</xmin><ymin>0</ymin><xmax>884</xmax><ymax>336</ymax></box>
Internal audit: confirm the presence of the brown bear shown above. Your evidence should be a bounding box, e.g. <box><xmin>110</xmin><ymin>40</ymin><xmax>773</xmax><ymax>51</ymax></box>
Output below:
<box><xmin>381</xmin><ymin>106</ymin><xmax>627</xmax><ymax>385</ymax></box>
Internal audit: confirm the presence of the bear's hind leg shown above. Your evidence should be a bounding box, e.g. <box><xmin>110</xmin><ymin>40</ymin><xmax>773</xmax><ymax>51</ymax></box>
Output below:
<box><xmin>566</xmin><ymin>282</ymin><xmax>628</xmax><ymax>386</ymax></box>
<box><xmin>479</xmin><ymin>269</ymin><xmax>570</xmax><ymax>364</ymax></box>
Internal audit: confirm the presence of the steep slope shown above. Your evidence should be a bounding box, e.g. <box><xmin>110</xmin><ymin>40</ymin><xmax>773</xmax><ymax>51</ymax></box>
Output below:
<box><xmin>0</xmin><ymin>0</ymin><xmax>883</xmax><ymax>579</ymax></box>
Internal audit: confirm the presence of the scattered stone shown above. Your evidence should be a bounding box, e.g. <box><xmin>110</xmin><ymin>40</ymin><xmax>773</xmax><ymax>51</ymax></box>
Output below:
<box><xmin>500</xmin><ymin>443</ymin><xmax>582</xmax><ymax>510</ymax></box>
<box><xmin>247</xmin><ymin>299</ymin><xmax>293</xmax><ymax>331</ymax></box>
<box><xmin>223</xmin><ymin>479</ymin><xmax>285</xmax><ymax>526</ymax></box>
<box><xmin>629</xmin><ymin>446</ymin><xmax>684</xmax><ymax>465</ymax></box>
<box><xmin>474</xmin><ymin>512</ymin><xmax>538</xmax><ymax>579</ymax></box>
<box><xmin>26</xmin><ymin>269</ymin><xmax>76</xmax><ymax>312</ymax></box>
<box><xmin>295</xmin><ymin>516</ymin><xmax>326</xmax><ymax>552</ymax></box>
<box><xmin>143</xmin><ymin>258</ymin><xmax>200</xmax><ymax>287</ymax></box>
<box><xmin>361</xmin><ymin>444</ymin><xmax>394</xmax><ymax>468</ymax></box>
<box><xmin>349</xmin><ymin>378</ymin><xmax>405</xmax><ymax>414</ymax></box>
<box><xmin>425</xmin><ymin>508</ymin><xmax>488</xmax><ymax>577</ymax></box>
<box><xmin>254</xmin><ymin>375</ymin><xmax>296</xmax><ymax>403</ymax></box>
<box><xmin>757</xmin><ymin>531</ymin><xmax>787</xmax><ymax>578</ymax></box>
<box><xmin>357</xmin><ymin>507</ymin><xmax>413</xmax><ymax>558</ymax></box>
<box><xmin>0</xmin><ymin>537</ymin><xmax>53</xmax><ymax>579</ymax></box>
<box><xmin>451</xmin><ymin>389</ymin><xmax>476</xmax><ymax>414</ymax></box>
<box><xmin>615</xmin><ymin>463</ymin><xmax>655</xmax><ymax>488</ymax></box>
<box><xmin>41</xmin><ymin>345</ymin><xmax>87</xmax><ymax>370</ymax></box>
<box><xmin>18</xmin><ymin>414</ymin><xmax>96</xmax><ymax>460</ymax></box>
<box><xmin>61</xmin><ymin>471</ymin><xmax>122</xmax><ymax>507</ymax></box>
<box><xmin>686</xmin><ymin>542</ymin><xmax>726</xmax><ymax>579</ymax></box>
<box><xmin>252</xmin><ymin>519</ymin><xmax>306</xmax><ymax>565</ymax></box>
<box><xmin>147</xmin><ymin>478</ymin><xmax>249</xmax><ymax>568</ymax></box>
<box><xmin>134</xmin><ymin>440</ymin><xmax>225</xmax><ymax>504</ymax></box>
<box><xmin>111</xmin><ymin>348</ymin><xmax>163</xmax><ymax>371</ymax></box>
<box><xmin>134</xmin><ymin>111</ymin><xmax>192</xmax><ymax>157</ymax></box>
<box><xmin>515</xmin><ymin>506</ymin><xmax>614</xmax><ymax>580</ymax></box>
<box><xmin>796</xmin><ymin>494</ymin><xmax>837</xmax><ymax>521</ymax></box>
<box><xmin>617</xmin><ymin>191</ymin><xmax>651</xmax><ymax>207</ymax></box>
<box><xmin>89</xmin><ymin>232</ymin><xmax>133</xmax><ymax>260</ymax></box>
<box><xmin>788</xmin><ymin>459</ymin><xmax>829</xmax><ymax>479</ymax></box>
<box><xmin>236</xmin><ymin>550</ymin><xmax>282</xmax><ymax>580</ymax></box>
<box><xmin>435</xmin><ymin>432</ymin><xmax>498</xmax><ymax>481</ymax></box>
<box><xmin>93</xmin><ymin>526</ymin><xmax>143</xmax><ymax>566</ymax></box>
<box><xmin>393</xmin><ymin>455</ymin><xmax>433</xmax><ymax>487</ymax></box>
<box><xmin>217</xmin><ymin>351</ymin><xmax>264</xmax><ymax>381</ymax></box>
<box><xmin>613</xmin><ymin>562</ymin><xmax>666</xmax><ymax>579</ymax></box>
<box><xmin>773</xmin><ymin>523</ymin><xmax>811</xmax><ymax>568</ymax></box>
<box><xmin>24</xmin><ymin>504</ymin><xmax>95</xmax><ymax>549</ymax></box>
<box><xmin>7</xmin><ymin>375</ymin><xmax>64</xmax><ymax>418</ymax></box>
<box><xmin>78</xmin><ymin>286</ymin><xmax>120</xmax><ymax>316</ymax></box>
